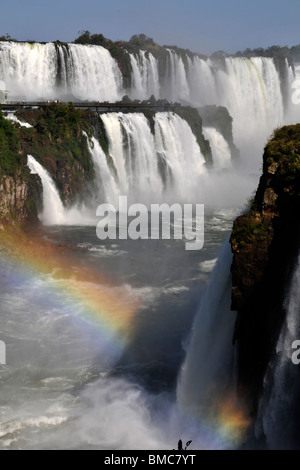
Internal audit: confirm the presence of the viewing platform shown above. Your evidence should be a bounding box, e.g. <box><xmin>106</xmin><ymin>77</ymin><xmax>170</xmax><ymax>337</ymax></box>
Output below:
<box><xmin>0</xmin><ymin>100</ymin><xmax>181</xmax><ymax>112</ymax></box>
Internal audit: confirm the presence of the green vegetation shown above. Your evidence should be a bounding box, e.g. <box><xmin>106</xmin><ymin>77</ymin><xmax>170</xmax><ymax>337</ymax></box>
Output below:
<box><xmin>17</xmin><ymin>103</ymin><xmax>93</xmax><ymax>170</ymax></box>
<box><xmin>231</xmin><ymin>124</ymin><xmax>300</xmax><ymax>252</ymax></box>
<box><xmin>231</xmin><ymin>212</ymin><xmax>270</xmax><ymax>248</ymax></box>
<box><xmin>72</xmin><ymin>31</ymin><xmax>206</xmax><ymax>87</ymax></box>
<box><xmin>0</xmin><ymin>33</ymin><xmax>15</xmax><ymax>41</ymax></box>
<box><xmin>290</xmin><ymin>44</ymin><xmax>300</xmax><ymax>63</ymax></box>
<box><xmin>0</xmin><ymin>109</ymin><xmax>22</xmax><ymax>176</ymax></box>
<box><xmin>264</xmin><ymin>125</ymin><xmax>300</xmax><ymax>182</ymax></box>
<box><xmin>6</xmin><ymin>103</ymin><xmax>98</xmax><ymax>202</ymax></box>
<box><xmin>234</xmin><ymin>45</ymin><xmax>293</xmax><ymax>64</ymax></box>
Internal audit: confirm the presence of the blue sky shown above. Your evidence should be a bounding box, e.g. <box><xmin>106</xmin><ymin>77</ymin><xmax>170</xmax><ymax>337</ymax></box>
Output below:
<box><xmin>1</xmin><ymin>0</ymin><xmax>300</xmax><ymax>54</ymax></box>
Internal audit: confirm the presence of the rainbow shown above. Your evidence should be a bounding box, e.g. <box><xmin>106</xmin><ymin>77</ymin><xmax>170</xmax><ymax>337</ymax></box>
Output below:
<box><xmin>0</xmin><ymin>227</ymin><xmax>139</xmax><ymax>359</ymax></box>
<box><xmin>0</xmin><ymin>227</ymin><xmax>251</xmax><ymax>449</ymax></box>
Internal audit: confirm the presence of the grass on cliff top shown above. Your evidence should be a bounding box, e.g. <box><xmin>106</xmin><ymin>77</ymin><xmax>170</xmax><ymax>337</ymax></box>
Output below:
<box><xmin>16</xmin><ymin>103</ymin><xmax>94</xmax><ymax>174</ymax></box>
<box><xmin>0</xmin><ymin>109</ymin><xmax>22</xmax><ymax>176</ymax></box>
<box><xmin>231</xmin><ymin>212</ymin><xmax>271</xmax><ymax>249</ymax></box>
<box><xmin>265</xmin><ymin>124</ymin><xmax>300</xmax><ymax>181</ymax></box>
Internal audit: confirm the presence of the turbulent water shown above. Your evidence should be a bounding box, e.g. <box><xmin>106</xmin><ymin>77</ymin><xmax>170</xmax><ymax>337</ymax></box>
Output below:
<box><xmin>1</xmin><ymin>39</ymin><xmax>300</xmax><ymax>450</ymax></box>
<box><xmin>0</xmin><ymin>208</ymin><xmax>238</xmax><ymax>449</ymax></box>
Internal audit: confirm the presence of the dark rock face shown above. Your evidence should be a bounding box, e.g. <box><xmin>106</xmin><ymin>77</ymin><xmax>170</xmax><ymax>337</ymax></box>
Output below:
<box><xmin>198</xmin><ymin>105</ymin><xmax>240</xmax><ymax>163</ymax></box>
<box><xmin>230</xmin><ymin>125</ymin><xmax>300</xmax><ymax>413</ymax></box>
<box><xmin>0</xmin><ymin>170</ymin><xmax>41</xmax><ymax>227</ymax></box>
<box><xmin>16</xmin><ymin>104</ymin><xmax>95</xmax><ymax>205</ymax></box>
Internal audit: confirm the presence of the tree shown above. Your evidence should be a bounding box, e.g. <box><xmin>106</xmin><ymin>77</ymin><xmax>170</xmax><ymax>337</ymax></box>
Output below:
<box><xmin>129</xmin><ymin>34</ymin><xmax>155</xmax><ymax>46</ymax></box>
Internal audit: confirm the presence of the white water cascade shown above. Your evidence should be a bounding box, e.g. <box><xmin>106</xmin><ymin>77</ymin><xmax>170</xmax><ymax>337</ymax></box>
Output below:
<box><xmin>27</xmin><ymin>155</ymin><xmax>66</xmax><ymax>225</ymax></box>
<box><xmin>177</xmin><ymin>241</ymin><xmax>237</xmax><ymax>413</ymax></box>
<box><xmin>27</xmin><ymin>155</ymin><xmax>93</xmax><ymax>225</ymax></box>
<box><xmin>129</xmin><ymin>50</ymin><xmax>293</xmax><ymax>154</ymax></box>
<box><xmin>98</xmin><ymin>112</ymin><xmax>207</xmax><ymax>203</ymax></box>
<box><xmin>203</xmin><ymin>127</ymin><xmax>232</xmax><ymax>170</ymax></box>
<box><xmin>0</xmin><ymin>42</ymin><xmax>122</xmax><ymax>101</ymax></box>
<box><xmin>86</xmin><ymin>134</ymin><xmax>120</xmax><ymax>207</ymax></box>
<box><xmin>255</xmin><ymin>255</ymin><xmax>300</xmax><ymax>449</ymax></box>
<box><xmin>129</xmin><ymin>51</ymin><xmax>160</xmax><ymax>99</ymax></box>
<box><xmin>100</xmin><ymin>112</ymin><xmax>163</xmax><ymax>203</ymax></box>
<box><xmin>154</xmin><ymin>112</ymin><xmax>207</xmax><ymax>200</ymax></box>
<box><xmin>0</xmin><ymin>41</ymin><xmax>295</xmax><ymax>161</ymax></box>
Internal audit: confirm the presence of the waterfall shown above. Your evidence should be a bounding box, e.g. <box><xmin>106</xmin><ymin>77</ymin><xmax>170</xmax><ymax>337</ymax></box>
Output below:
<box><xmin>86</xmin><ymin>134</ymin><xmax>120</xmax><ymax>206</ymax></box>
<box><xmin>100</xmin><ymin>112</ymin><xmax>163</xmax><ymax>202</ymax></box>
<box><xmin>27</xmin><ymin>155</ymin><xmax>92</xmax><ymax>225</ymax></box>
<box><xmin>129</xmin><ymin>51</ymin><xmax>160</xmax><ymax>99</ymax></box>
<box><xmin>154</xmin><ymin>112</ymin><xmax>207</xmax><ymax>200</ymax></box>
<box><xmin>220</xmin><ymin>57</ymin><xmax>285</xmax><ymax>148</ymax></box>
<box><xmin>4</xmin><ymin>112</ymin><xmax>33</xmax><ymax>128</ymax></box>
<box><xmin>163</xmin><ymin>53</ymin><xmax>287</xmax><ymax>149</ymax></box>
<box><xmin>164</xmin><ymin>49</ymin><xmax>190</xmax><ymax>102</ymax></box>
<box><xmin>141</xmin><ymin>51</ymin><xmax>286</xmax><ymax>152</ymax></box>
<box><xmin>89</xmin><ymin>112</ymin><xmax>207</xmax><ymax>203</ymax></box>
<box><xmin>0</xmin><ymin>41</ymin><xmax>122</xmax><ymax>101</ymax></box>
<box><xmin>0</xmin><ymin>40</ymin><xmax>294</xmax><ymax>154</ymax></box>
<box><xmin>177</xmin><ymin>240</ymin><xmax>237</xmax><ymax>415</ymax></box>
<box><xmin>203</xmin><ymin>127</ymin><xmax>232</xmax><ymax>170</ymax></box>
<box><xmin>27</xmin><ymin>155</ymin><xmax>66</xmax><ymax>225</ymax></box>
<box><xmin>129</xmin><ymin>49</ymin><xmax>292</xmax><ymax>154</ymax></box>
<box><xmin>255</xmin><ymin>255</ymin><xmax>300</xmax><ymax>449</ymax></box>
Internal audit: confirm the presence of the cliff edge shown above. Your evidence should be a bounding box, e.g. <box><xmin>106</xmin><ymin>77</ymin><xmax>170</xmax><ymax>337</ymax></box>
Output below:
<box><xmin>230</xmin><ymin>124</ymin><xmax>300</xmax><ymax>413</ymax></box>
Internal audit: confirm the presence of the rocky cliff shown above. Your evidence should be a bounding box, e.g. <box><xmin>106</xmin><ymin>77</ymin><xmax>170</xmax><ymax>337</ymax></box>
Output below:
<box><xmin>199</xmin><ymin>105</ymin><xmax>240</xmax><ymax>163</ymax></box>
<box><xmin>0</xmin><ymin>111</ymin><xmax>41</xmax><ymax>227</ymax></box>
<box><xmin>16</xmin><ymin>104</ymin><xmax>95</xmax><ymax>205</ymax></box>
<box><xmin>0</xmin><ymin>171</ymin><xmax>41</xmax><ymax>227</ymax></box>
<box><xmin>230</xmin><ymin>124</ymin><xmax>300</xmax><ymax>413</ymax></box>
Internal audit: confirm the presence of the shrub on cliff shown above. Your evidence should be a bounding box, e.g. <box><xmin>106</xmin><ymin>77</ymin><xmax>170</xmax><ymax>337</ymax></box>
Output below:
<box><xmin>0</xmin><ymin>110</ymin><xmax>22</xmax><ymax>176</ymax></box>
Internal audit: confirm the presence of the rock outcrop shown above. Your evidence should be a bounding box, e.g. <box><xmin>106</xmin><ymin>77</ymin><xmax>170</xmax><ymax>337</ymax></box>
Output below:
<box><xmin>16</xmin><ymin>104</ymin><xmax>95</xmax><ymax>205</ymax></box>
<box><xmin>0</xmin><ymin>171</ymin><xmax>41</xmax><ymax>227</ymax></box>
<box><xmin>0</xmin><ymin>110</ymin><xmax>41</xmax><ymax>227</ymax></box>
<box><xmin>230</xmin><ymin>125</ymin><xmax>300</xmax><ymax>413</ymax></box>
<box><xmin>199</xmin><ymin>105</ymin><xmax>240</xmax><ymax>163</ymax></box>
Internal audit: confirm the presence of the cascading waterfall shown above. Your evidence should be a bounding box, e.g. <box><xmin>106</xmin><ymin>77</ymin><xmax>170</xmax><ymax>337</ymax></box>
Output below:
<box><xmin>177</xmin><ymin>240</ymin><xmax>237</xmax><ymax>415</ymax></box>
<box><xmin>2</xmin><ymin>38</ymin><xmax>299</xmax><ymax>451</ymax></box>
<box><xmin>27</xmin><ymin>155</ymin><xmax>93</xmax><ymax>225</ymax></box>
<box><xmin>86</xmin><ymin>134</ymin><xmax>120</xmax><ymax>207</ymax></box>
<box><xmin>219</xmin><ymin>57</ymin><xmax>285</xmax><ymax>148</ymax></box>
<box><xmin>165</xmin><ymin>49</ymin><xmax>190</xmax><ymax>102</ymax></box>
<box><xmin>4</xmin><ymin>112</ymin><xmax>33</xmax><ymax>128</ymax></box>
<box><xmin>129</xmin><ymin>49</ymin><xmax>293</xmax><ymax>154</ymax></box>
<box><xmin>25</xmin><ymin>112</ymin><xmax>209</xmax><ymax>224</ymax></box>
<box><xmin>98</xmin><ymin>111</ymin><xmax>206</xmax><ymax>203</ymax></box>
<box><xmin>27</xmin><ymin>155</ymin><xmax>66</xmax><ymax>225</ymax></box>
<box><xmin>154</xmin><ymin>112</ymin><xmax>207</xmax><ymax>199</ymax></box>
<box><xmin>0</xmin><ymin>40</ymin><xmax>294</xmax><ymax>158</ymax></box>
<box><xmin>129</xmin><ymin>51</ymin><xmax>160</xmax><ymax>99</ymax></box>
<box><xmin>255</xmin><ymin>255</ymin><xmax>300</xmax><ymax>449</ymax></box>
<box><xmin>203</xmin><ymin>127</ymin><xmax>232</xmax><ymax>170</ymax></box>
<box><xmin>100</xmin><ymin>112</ymin><xmax>163</xmax><ymax>202</ymax></box>
<box><xmin>0</xmin><ymin>41</ymin><xmax>122</xmax><ymax>101</ymax></box>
